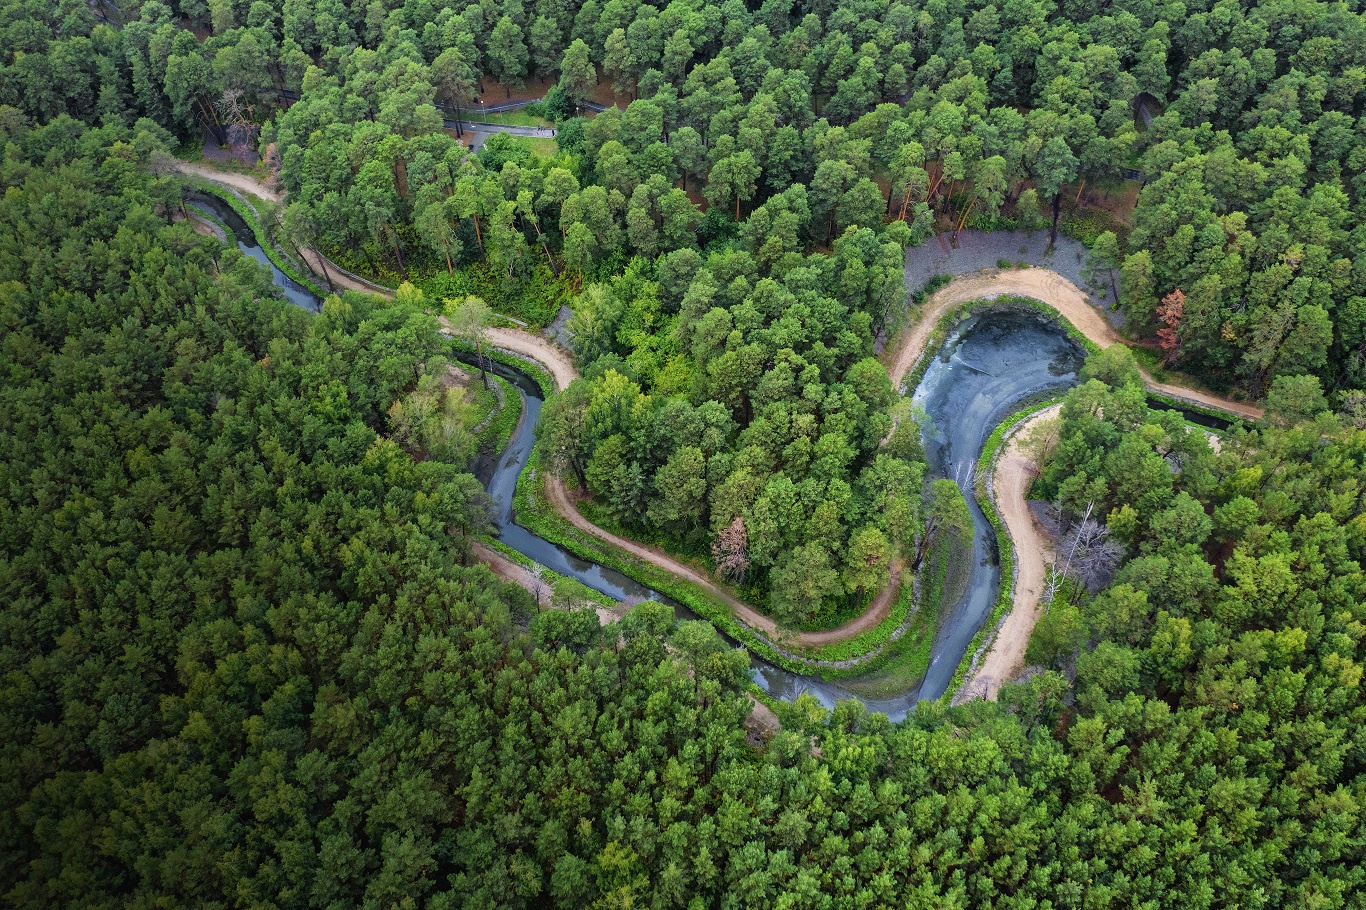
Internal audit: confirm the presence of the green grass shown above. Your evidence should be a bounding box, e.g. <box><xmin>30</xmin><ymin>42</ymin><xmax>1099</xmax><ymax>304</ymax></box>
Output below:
<box><xmin>838</xmin><ymin>607</ymin><xmax>936</xmax><ymax>699</ymax></box>
<box><xmin>797</xmin><ymin>580</ymin><xmax>913</xmax><ymax>663</ymax></box>
<box><xmin>512</xmin><ymin>136</ymin><xmax>558</xmax><ymax>158</ymax></box>
<box><xmin>445</xmin><ymin>338</ymin><xmax>556</xmax><ymax>397</ymax></box>
<box><xmin>470</xmin><ymin>373</ymin><xmax>523</xmax><ymax>455</ymax></box>
<box><xmin>462</xmin><ymin>109</ymin><xmax>554</xmax><ymax>128</ymax></box>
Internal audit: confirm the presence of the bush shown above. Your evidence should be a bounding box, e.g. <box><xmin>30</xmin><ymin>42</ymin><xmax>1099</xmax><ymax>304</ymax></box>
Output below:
<box><xmin>543</xmin><ymin>85</ymin><xmax>574</xmax><ymax>121</ymax></box>
<box><xmin>418</xmin><ymin>270</ymin><xmax>476</xmax><ymax>303</ymax></box>
<box><xmin>697</xmin><ymin>209</ymin><xmax>737</xmax><ymax>248</ymax></box>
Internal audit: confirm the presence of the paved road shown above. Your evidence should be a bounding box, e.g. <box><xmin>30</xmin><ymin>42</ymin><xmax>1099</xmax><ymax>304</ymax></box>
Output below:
<box><xmin>444</xmin><ymin>119</ymin><xmax>557</xmax><ymax>150</ymax></box>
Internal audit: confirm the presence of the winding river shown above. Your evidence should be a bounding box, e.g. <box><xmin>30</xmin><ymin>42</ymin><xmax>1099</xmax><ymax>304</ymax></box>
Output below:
<box><xmin>195</xmin><ymin>195</ymin><xmax>1113</xmax><ymax>720</ymax></box>
<box><xmin>187</xmin><ymin>194</ymin><xmax>320</xmax><ymax>312</ymax></box>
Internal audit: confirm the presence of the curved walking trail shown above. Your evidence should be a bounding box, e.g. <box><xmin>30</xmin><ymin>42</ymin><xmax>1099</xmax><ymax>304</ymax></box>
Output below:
<box><xmin>956</xmin><ymin>405</ymin><xmax>1060</xmax><ymax>704</ymax></box>
<box><xmin>500</xmin><ymin>331</ymin><xmax>906</xmax><ymax>650</ymax></box>
<box><xmin>175</xmin><ymin>161</ymin><xmax>383</xmax><ymax>296</ymax></box>
<box><xmin>885</xmin><ymin>268</ymin><xmax>1263</xmax><ymax>420</ymax></box>
<box><xmin>181</xmin><ymin>159</ymin><xmax>1262</xmax><ymax>685</ymax></box>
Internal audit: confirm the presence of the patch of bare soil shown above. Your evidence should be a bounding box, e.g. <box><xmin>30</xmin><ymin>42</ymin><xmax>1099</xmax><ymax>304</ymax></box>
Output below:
<box><xmin>173</xmin><ymin>160</ymin><xmax>280</xmax><ymax>202</ymax></box>
<box><xmin>478</xmin><ymin>76</ymin><xmax>555</xmax><ymax>104</ymax></box>
<box><xmin>744</xmin><ymin>696</ymin><xmax>782</xmax><ymax>740</ymax></box>
<box><xmin>883</xmin><ymin>268</ymin><xmax>1263</xmax><ymax>420</ymax></box>
<box><xmin>956</xmin><ymin>405</ymin><xmax>1060</xmax><ymax>703</ymax></box>
<box><xmin>472</xmin><ymin>541</ymin><xmax>617</xmax><ymax>626</ymax></box>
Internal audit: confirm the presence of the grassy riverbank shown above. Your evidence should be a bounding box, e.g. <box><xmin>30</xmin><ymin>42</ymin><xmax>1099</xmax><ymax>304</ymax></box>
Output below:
<box><xmin>183</xmin><ymin>180</ymin><xmax>328</xmax><ymax>300</ymax></box>
<box><xmin>942</xmin><ymin>396</ymin><xmax>1064</xmax><ymax>699</ymax></box>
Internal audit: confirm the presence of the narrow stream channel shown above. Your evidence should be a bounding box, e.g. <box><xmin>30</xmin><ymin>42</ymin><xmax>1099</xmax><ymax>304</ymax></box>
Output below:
<box><xmin>200</xmin><ymin>198</ymin><xmax>1150</xmax><ymax>721</ymax></box>
<box><xmin>188</xmin><ymin>194</ymin><xmax>320</xmax><ymax>313</ymax></box>
<box><xmin>911</xmin><ymin>309</ymin><xmax>1085</xmax><ymax>698</ymax></box>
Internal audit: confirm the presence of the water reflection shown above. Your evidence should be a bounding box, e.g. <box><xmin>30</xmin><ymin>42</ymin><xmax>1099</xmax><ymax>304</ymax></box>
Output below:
<box><xmin>909</xmin><ymin>308</ymin><xmax>1084</xmax><ymax>702</ymax></box>
<box><xmin>188</xmin><ymin>194</ymin><xmax>320</xmax><ymax>313</ymax></box>
<box><xmin>227</xmin><ymin>209</ymin><xmax>1102</xmax><ymax>717</ymax></box>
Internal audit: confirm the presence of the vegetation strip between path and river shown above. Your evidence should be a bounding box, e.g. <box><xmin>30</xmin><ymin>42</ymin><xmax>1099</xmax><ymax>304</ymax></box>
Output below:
<box><xmin>181</xmin><ymin>161</ymin><xmax>1263</xmax><ymax>695</ymax></box>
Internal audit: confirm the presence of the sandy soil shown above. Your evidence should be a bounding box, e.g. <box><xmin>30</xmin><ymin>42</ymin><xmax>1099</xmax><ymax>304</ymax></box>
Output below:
<box><xmin>175</xmin><ymin>161</ymin><xmax>385</xmax><ymax>297</ymax></box>
<box><xmin>174</xmin><ymin>160</ymin><xmax>281</xmax><ymax>202</ymax></box>
<box><xmin>300</xmin><ymin>250</ymin><xmax>382</xmax><ymax>295</ymax></box>
<box><xmin>177</xmin><ymin>210</ymin><xmax>222</xmax><ymax>241</ymax></box>
<box><xmin>473</xmin><ymin>541</ymin><xmax>617</xmax><ymax>625</ymax></box>
<box><xmin>745</xmin><ymin>696</ymin><xmax>782</xmax><ymax>738</ymax></box>
<box><xmin>885</xmin><ymin>268</ymin><xmax>1263</xmax><ymax>420</ymax></box>
<box><xmin>486</xmin><ymin>327</ymin><xmax>579</xmax><ymax>390</ymax></box>
<box><xmin>957</xmin><ymin>405</ymin><xmax>1060</xmax><ymax>702</ymax></box>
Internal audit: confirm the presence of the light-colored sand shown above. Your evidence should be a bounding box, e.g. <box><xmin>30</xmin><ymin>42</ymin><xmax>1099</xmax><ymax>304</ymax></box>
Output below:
<box><xmin>174</xmin><ymin>160</ymin><xmax>281</xmax><ymax>201</ymax></box>
<box><xmin>473</xmin><ymin>541</ymin><xmax>616</xmax><ymax>625</ymax></box>
<box><xmin>885</xmin><ymin>268</ymin><xmax>1263</xmax><ymax>420</ymax></box>
<box><xmin>745</xmin><ymin>696</ymin><xmax>782</xmax><ymax>737</ymax></box>
<box><xmin>487</xmin><ymin>327</ymin><xmax>578</xmax><ymax>389</ymax></box>
<box><xmin>174</xmin><ymin>161</ymin><xmax>386</xmax><ymax>297</ymax></box>
<box><xmin>957</xmin><ymin>405</ymin><xmax>1060</xmax><ymax>702</ymax></box>
<box><xmin>178</xmin><ymin>160</ymin><xmax>1256</xmax><ymax>659</ymax></box>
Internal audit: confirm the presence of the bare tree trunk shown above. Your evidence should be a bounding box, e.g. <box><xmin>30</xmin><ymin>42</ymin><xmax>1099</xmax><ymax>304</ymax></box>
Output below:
<box><xmin>955</xmin><ymin>198</ymin><xmax>975</xmax><ymax>240</ymax></box>
<box><xmin>475</xmin><ymin>339</ymin><xmax>490</xmax><ymax>389</ymax></box>
<box><xmin>313</xmin><ymin>245</ymin><xmax>334</xmax><ymax>290</ymax></box>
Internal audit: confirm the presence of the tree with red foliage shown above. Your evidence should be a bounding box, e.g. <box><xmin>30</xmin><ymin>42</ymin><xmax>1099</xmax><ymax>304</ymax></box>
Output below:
<box><xmin>1156</xmin><ymin>289</ymin><xmax>1184</xmax><ymax>363</ymax></box>
<box><xmin>713</xmin><ymin>516</ymin><xmax>751</xmax><ymax>582</ymax></box>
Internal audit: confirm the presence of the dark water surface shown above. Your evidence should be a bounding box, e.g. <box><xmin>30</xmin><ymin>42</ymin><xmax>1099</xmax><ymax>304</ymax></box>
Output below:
<box><xmin>229</xmin><ymin>210</ymin><xmax>1092</xmax><ymax>720</ymax></box>
<box><xmin>188</xmin><ymin>193</ymin><xmax>320</xmax><ymax>312</ymax></box>
<box><xmin>910</xmin><ymin>308</ymin><xmax>1085</xmax><ymax>701</ymax></box>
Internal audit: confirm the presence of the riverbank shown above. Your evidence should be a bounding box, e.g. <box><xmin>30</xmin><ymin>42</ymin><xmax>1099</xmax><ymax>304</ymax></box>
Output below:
<box><xmin>885</xmin><ymin>267</ymin><xmax>1263</xmax><ymax>420</ymax></box>
<box><xmin>176</xmin><ymin>158</ymin><xmax>1260</xmax><ymax>700</ymax></box>
<box><xmin>954</xmin><ymin>404</ymin><xmax>1061</xmax><ymax>703</ymax></box>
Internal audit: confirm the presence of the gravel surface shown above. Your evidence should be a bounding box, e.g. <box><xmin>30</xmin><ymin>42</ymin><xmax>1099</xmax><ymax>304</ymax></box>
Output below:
<box><xmin>903</xmin><ymin>229</ymin><xmax>1120</xmax><ymax>323</ymax></box>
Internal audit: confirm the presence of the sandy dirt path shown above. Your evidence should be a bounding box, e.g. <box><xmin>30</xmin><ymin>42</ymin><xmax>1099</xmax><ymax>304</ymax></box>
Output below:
<box><xmin>884</xmin><ymin>268</ymin><xmax>1263</xmax><ymax>420</ymax></box>
<box><xmin>175</xmin><ymin>161</ymin><xmax>386</xmax><ymax>297</ymax></box>
<box><xmin>175</xmin><ymin>160</ymin><xmax>281</xmax><ymax>201</ymax></box>
<box><xmin>956</xmin><ymin>405</ymin><xmax>1060</xmax><ymax>703</ymax></box>
<box><xmin>547</xmin><ymin>476</ymin><xmax>904</xmax><ymax>646</ymax></box>
<box><xmin>486</xmin><ymin>328</ymin><xmax>904</xmax><ymax>649</ymax></box>
<box><xmin>487</xmin><ymin>327</ymin><xmax>579</xmax><ymax>389</ymax></box>
<box><xmin>473</xmin><ymin>541</ymin><xmax>617</xmax><ymax>625</ymax></box>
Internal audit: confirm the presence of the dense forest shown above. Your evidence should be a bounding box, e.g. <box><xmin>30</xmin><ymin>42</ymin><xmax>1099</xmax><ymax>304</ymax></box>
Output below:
<box><xmin>7</xmin><ymin>0</ymin><xmax>1366</xmax><ymax>391</ymax></box>
<box><xmin>11</xmin><ymin>0</ymin><xmax>1366</xmax><ymax>619</ymax></box>
<box><xmin>3</xmin><ymin>125</ymin><xmax>1364</xmax><ymax>908</ymax></box>
<box><xmin>3</xmin><ymin>0</ymin><xmax>1366</xmax><ymax>905</ymax></box>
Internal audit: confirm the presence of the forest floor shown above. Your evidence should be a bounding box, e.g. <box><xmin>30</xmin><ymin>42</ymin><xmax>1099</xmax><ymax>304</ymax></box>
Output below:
<box><xmin>957</xmin><ymin>404</ymin><xmax>1060</xmax><ymax>703</ymax></box>
<box><xmin>884</xmin><ymin>267</ymin><xmax>1264</xmax><ymax>420</ymax></box>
